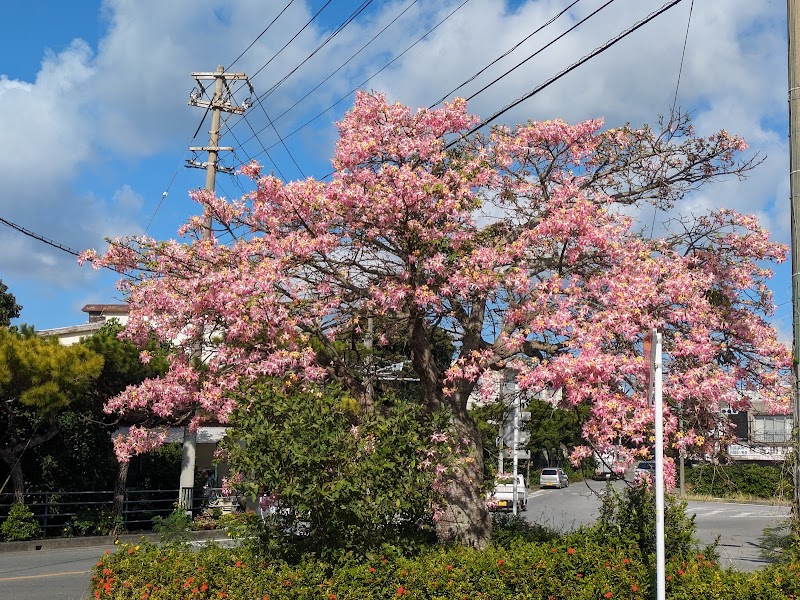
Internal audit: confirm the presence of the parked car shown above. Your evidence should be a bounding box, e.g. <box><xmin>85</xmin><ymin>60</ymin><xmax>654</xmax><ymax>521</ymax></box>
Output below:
<box><xmin>634</xmin><ymin>460</ymin><xmax>656</xmax><ymax>480</ymax></box>
<box><xmin>488</xmin><ymin>474</ymin><xmax>528</xmax><ymax>511</ymax></box>
<box><xmin>539</xmin><ymin>467</ymin><xmax>569</xmax><ymax>489</ymax></box>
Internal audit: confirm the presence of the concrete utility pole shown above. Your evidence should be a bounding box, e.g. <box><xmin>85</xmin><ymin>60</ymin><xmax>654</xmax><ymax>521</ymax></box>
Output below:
<box><xmin>789</xmin><ymin>0</ymin><xmax>800</xmax><ymax>531</ymax></box>
<box><xmin>179</xmin><ymin>65</ymin><xmax>252</xmax><ymax>511</ymax></box>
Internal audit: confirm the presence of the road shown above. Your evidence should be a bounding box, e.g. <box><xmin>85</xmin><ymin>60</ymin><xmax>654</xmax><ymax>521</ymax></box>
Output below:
<box><xmin>0</xmin><ymin>488</ymin><xmax>790</xmax><ymax>598</ymax></box>
<box><xmin>0</xmin><ymin>544</ymin><xmax>115</xmax><ymax>600</ymax></box>
<box><xmin>522</xmin><ymin>478</ymin><xmax>791</xmax><ymax>571</ymax></box>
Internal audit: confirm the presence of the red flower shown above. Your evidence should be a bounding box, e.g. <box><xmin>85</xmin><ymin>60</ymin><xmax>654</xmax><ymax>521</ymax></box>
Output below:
<box><xmin>567</xmin><ymin>548</ymin><xmax>575</xmax><ymax>555</ymax></box>
<box><xmin>446</xmin><ymin>564</ymin><xmax>453</xmax><ymax>571</ymax></box>
<box><xmin>396</xmin><ymin>585</ymin><xmax>407</xmax><ymax>596</ymax></box>
<box><xmin>497</xmin><ymin>559</ymin><xmax>504</xmax><ymax>566</ymax></box>
<box><xmin>631</xmin><ymin>585</ymin><xmax>639</xmax><ymax>592</ymax></box>
<box><xmin>369</xmin><ymin>567</ymin><xmax>376</xmax><ymax>573</ymax></box>
<box><xmin>201</xmin><ymin>583</ymin><xmax>209</xmax><ymax>592</ymax></box>
<box><xmin>622</xmin><ymin>558</ymin><xmax>630</xmax><ymax>565</ymax></box>
<box><xmin>678</xmin><ymin>569</ymin><xmax>685</xmax><ymax>576</ymax></box>
<box><xmin>576</xmin><ymin>573</ymin><xmax>583</xmax><ymax>579</ymax></box>
<box><xmin>329</xmin><ymin>594</ymin><xmax>337</xmax><ymax>600</ymax></box>
<box><xmin>604</xmin><ymin>593</ymin><xmax>613</xmax><ymax>599</ymax></box>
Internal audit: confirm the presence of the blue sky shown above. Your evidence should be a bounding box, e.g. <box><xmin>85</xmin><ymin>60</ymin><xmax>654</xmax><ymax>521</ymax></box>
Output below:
<box><xmin>1</xmin><ymin>0</ymin><xmax>793</xmax><ymax>341</ymax></box>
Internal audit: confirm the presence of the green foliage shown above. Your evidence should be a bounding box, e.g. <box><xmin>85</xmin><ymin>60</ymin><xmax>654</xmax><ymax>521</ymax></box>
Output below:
<box><xmin>589</xmin><ymin>481</ymin><xmax>708</xmax><ymax>564</ymax></box>
<box><xmin>91</xmin><ymin>538</ymin><xmax>800</xmax><ymax>600</ymax></box>
<box><xmin>686</xmin><ymin>463</ymin><xmax>792</xmax><ymax>499</ymax></box>
<box><xmin>151</xmin><ymin>505</ymin><xmax>192</xmax><ymax>543</ymax></box>
<box><xmin>127</xmin><ymin>442</ymin><xmax>182</xmax><ymax>490</ymax></box>
<box><xmin>65</xmin><ymin>506</ymin><xmax>123</xmax><ymax>537</ymax></box>
<box><xmin>0</xmin><ymin>327</ymin><xmax>104</xmax><ymax>415</ymax></box>
<box><xmin>0</xmin><ymin>503</ymin><xmax>41</xmax><ymax>541</ymax></box>
<box><xmin>79</xmin><ymin>320</ymin><xmax>169</xmax><ymax>402</ymax></box>
<box><xmin>0</xmin><ymin>280</ymin><xmax>21</xmax><ymax>327</ymax></box>
<box><xmin>218</xmin><ymin>380</ymin><xmax>451</xmax><ymax>560</ymax></box>
<box><xmin>490</xmin><ymin>512</ymin><xmax>559</xmax><ymax>547</ymax></box>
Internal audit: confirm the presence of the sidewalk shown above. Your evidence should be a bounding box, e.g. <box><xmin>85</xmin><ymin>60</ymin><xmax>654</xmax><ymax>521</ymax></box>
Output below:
<box><xmin>0</xmin><ymin>529</ymin><xmax>226</xmax><ymax>554</ymax></box>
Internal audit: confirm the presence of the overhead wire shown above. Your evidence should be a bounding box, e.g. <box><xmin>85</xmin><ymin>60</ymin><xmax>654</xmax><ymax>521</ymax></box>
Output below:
<box><xmin>247</xmin><ymin>0</ymin><xmax>336</xmax><ymax>84</ymax></box>
<box><xmin>239</xmin><ymin>0</ymin><xmax>473</xmax><ymax>167</ymax></box>
<box><xmin>0</xmin><ymin>216</ymin><xmax>136</xmax><ymax>278</ymax></box>
<box><xmin>226</xmin><ymin>0</ymin><xmax>297</xmax><ymax>71</ymax></box>
<box><xmin>220</xmin><ymin>81</ymin><xmax>290</xmax><ymax>180</ymax></box>
<box><xmin>428</xmin><ymin>0</ymin><xmax>582</xmax><ymax>108</ymax></box>
<box><xmin>226</xmin><ymin>0</ymin><xmax>381</xmax><ymax>175</ymax></box>
<box><xmin>259</xmin><ymin>0</ymin><xmax>377</xmax><ymax>101</ymax></box>
<box><xmin>446</xmin><ymin>0</ymin><xmax>687</xmax><ymax>148</ymax></box>
<box><xmin>461</xmin><ymin>0</ymin><xmax>618</xmax><ymax>104</ymax></box>
<box><xmin>650</xmin><ymin>0</ymin><xmax>694</xmax><ymax>238</ymax></box>
<box><xmin>271</xmin><ymin>0</ymin><xmax>420</xmax><ymax>125</ymax></box>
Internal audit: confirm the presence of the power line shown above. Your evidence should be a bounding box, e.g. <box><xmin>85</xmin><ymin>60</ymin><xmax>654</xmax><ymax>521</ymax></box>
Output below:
<box><xmin>669</xmin><ymin>0</ymin><xmax>694</xmax><ymax>122</ymax></box>
<box><xmin>428</xmin><ymin>0</ymin><xmax>582</xmax><ymax>108</ymax></box>
<box><xmin>461</xmin><ymin>0</ymin><xmax>617</xmax><ymax>104</ymax></box>
<box><xmin>226</xmin><ymin>0</ymin><xmax>297</xmax><ymax>71</ymax></box>
<box><xmin>144</xmin><ymin>100</ymin><xmax>218</xmax><ymax>236</ymax></box>
<box><xmin>259</xmin><ymin>0</ymin><xmax>377</xmax><ymax>102</ymax></box>
<box><xmin>0</xmin><ymin>216</ymin><xmax>132</xmax><ymax>276</ymax></box>
<box><xmin>271</xmin><ymin>0</ymin><xmax>420</xmax><ymax>125</ymax></box>
<box><xmin>248</xmin><ymin>0</ymin><xmax>336</xmax><ymax>84</ymax></box>
<box><xmin>239</xmin><ymin>0</ymin><xmax>472</xmax><ymax>166</ymax></box>
<box><xmin>447</xmin><ymin>0</ymin><xmax>686</xmax><ymax>147</ymax></box>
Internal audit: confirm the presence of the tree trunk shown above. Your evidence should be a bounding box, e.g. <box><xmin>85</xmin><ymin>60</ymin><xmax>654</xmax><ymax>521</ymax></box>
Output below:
<box><xmin>434</xmin><ymin>405</ymin><xmax>492</xmax><ymax>549</ymax></box>
<box><xmin>0</xmin><ymin>450</ymin><xmax>26</xmax><ymax>504</ymax></box>
<box><xmin>111</xmin><ymin>461</ymin><xmax>129</xmax><ymax>536</ymax></box>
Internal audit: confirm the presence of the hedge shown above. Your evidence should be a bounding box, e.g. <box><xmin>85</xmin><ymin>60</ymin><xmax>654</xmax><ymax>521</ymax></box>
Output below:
<box><xmin>90</xmin><ymin>539</ymin><xmax>800</xmax><ymax>599</ymax></box>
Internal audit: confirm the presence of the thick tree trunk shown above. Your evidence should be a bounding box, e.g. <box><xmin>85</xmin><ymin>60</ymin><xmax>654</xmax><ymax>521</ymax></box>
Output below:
<box><xmin>434</xmin><ymin>405</ymin><xmax>492</xmax><ymax>549</ymax></box>
<box><xmin>408</xmin><ymin>309</ymin><xmax>492</xmax><ymax>547</ymax></box>
<box><xmin>111</xmin><ymin>461</ymin><xmax>129</xmax><ymax>536</ymax></box>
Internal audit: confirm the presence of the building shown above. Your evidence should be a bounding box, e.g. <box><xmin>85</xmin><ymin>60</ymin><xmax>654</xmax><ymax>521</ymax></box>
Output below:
<box><xmin>725</xmin><ymin>395</ymin><xmax>793</xmax><ymax>463</ymax></box>
<box><xmin>39</xmin><ymin>304</ymin><xmax>228</xmax><ymax>498</ymax></box>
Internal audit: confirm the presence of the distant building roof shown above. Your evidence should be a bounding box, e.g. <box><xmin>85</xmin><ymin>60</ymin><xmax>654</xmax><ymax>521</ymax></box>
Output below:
<box><xmin>82</xmin><ymin>304</ymin><xmax>129</xmax><ymax>323</ymax></box>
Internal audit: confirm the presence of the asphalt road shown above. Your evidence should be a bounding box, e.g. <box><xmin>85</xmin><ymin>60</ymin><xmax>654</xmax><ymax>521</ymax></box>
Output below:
<box><xmin>522</xmin><ymin>478</ymin><xmax>791</xmax><ymax>571</ymax></box>
<box><xmin>0</xmin><ymin>544</ymin><xmax>116</xmax><ymax>600</ymax></box>
<box><xmin>0</xmin><ymin>488</ymin><xmax>790</xmax><ymax>599</ymax></box>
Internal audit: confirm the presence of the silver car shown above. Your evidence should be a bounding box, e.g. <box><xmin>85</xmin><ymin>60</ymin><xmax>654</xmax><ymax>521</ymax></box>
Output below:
<box><xmin>539</xmin><ymin>467</ymin><xmax>569</xmax><ymax>489</ymax></box>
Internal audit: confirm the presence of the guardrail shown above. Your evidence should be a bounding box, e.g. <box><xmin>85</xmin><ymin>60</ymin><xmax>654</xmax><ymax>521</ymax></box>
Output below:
<box><xmin>0</xmin><ymin>489</ymin><xmax>184</xmax><ymax>537</ymax></box>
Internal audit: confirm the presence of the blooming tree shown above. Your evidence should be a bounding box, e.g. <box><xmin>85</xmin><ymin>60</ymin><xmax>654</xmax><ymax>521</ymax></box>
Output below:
<box><xmin>83</xmin><ymin>93</ymin><xmax>789</xmax><ymax>548</ymax></box>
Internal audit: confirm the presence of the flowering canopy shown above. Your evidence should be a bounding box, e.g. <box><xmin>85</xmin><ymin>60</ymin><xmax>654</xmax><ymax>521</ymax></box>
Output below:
<box><xmin>83</xmin><ymin>92</ymin><xmax>789</xmax><ymax>545</ymax></box>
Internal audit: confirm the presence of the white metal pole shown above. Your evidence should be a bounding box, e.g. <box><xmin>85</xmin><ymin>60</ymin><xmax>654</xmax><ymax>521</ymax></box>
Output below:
<box><xmin>512</xmin><ymin>393</ymin><xmax>520</xmax><ymax>515</ymax></box>
<box><xmin>653</xmin><ymin>329</ymin><xmax>666</xmax><ymax>600</ymax></box>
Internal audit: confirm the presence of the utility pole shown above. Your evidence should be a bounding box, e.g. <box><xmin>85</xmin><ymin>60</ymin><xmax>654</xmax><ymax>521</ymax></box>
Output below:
<box><xmin>788</xmin><ymin>0</ymin><xmax>800</xmax><ymax>532</ymax></box>
<box><xmin>179</xmin><ymin>65</ymin><xmax>252</xmax><ymax>512</ymax></box>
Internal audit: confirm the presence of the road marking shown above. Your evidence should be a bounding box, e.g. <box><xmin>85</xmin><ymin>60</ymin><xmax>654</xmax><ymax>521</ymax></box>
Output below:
<box><xmin>0</xmin><ymin>570</ymin><xmax>89</xmax><ymax>582</ymax></box>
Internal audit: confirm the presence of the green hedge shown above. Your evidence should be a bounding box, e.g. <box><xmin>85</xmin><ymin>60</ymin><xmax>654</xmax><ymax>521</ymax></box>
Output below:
<box><xmin>90</xmin><ymin>539</ymin><xmax>800</xmax><ymax>599</ymax></box>
<box><xmin>686</xmin><ymin>463</ymin><xmax>792</xmax><ymax>499</ymax></box>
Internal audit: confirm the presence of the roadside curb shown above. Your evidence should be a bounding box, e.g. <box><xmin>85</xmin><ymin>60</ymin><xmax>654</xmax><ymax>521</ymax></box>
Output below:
<box><xmin>0</xmin><ymin>529</ymin><xmax>226</xmax><ymax>554</ymax></box>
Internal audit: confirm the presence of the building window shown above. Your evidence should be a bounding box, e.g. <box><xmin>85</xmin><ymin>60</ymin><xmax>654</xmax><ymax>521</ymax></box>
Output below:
<box><xmin>752</xmin><ymin>415</ymin><xmax>793</xmax><ymax>443</ymax></box>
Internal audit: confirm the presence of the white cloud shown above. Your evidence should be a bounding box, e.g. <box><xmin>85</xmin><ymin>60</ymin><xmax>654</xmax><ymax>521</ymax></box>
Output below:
<box><xmin>0</xmin><ymin>0</ymin><xmax>791</xmax><ymax>330</ymax></box>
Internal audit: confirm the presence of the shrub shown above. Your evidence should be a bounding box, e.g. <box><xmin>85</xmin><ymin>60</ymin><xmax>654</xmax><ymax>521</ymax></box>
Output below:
<box><xmin>491</xmin><ymin>512</ymin><xmax>559</xmax><ymax>547</ymax></box>
<box><xmin>587</xmin><ymin>481</ymin><xmax>709</xmax><ymax>564</ymax></box>
<box><xmin>90</xmin><ymin>539</ymin><xmax>800</xmax><ymax>599</ymax></box>
<box><xmin>67</xmin><ymin>506</ymin><xmax>123</xmax><ymax>537</ymax></box>
<box><xmin>1</xmin><ymin>503</ymin><xmax>42</xmax><ymax>541</ymax></box>
<box><xmin>217</xmin><ymin>381</ymin><xmax>452</xmax><ymax>560</ymax></box>
<box><xmin>151</xmin><ymin>504</ymin><xmax>191</xmax><ymax>543</ymax></box>
<box><xmin>686</xmin><ymin>463</ymin><xmax>791</xmax><ymax>499</ymax></box>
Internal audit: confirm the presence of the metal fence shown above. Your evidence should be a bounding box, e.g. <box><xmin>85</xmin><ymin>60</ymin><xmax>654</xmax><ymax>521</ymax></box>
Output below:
<box><xmin>0</xmin><ymin>488</ymin><xmax>244</xmax><ymax>538</ymax></box>
<box><xmin>0</xmin><ymin>489</ymin><xmax>181</xmax><ymax>537</ymax></box>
